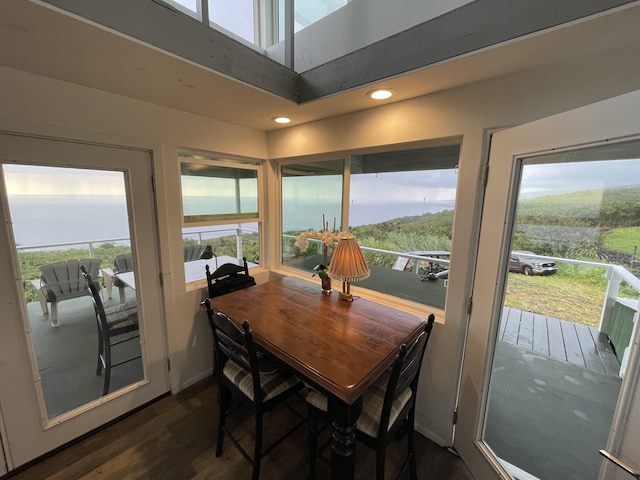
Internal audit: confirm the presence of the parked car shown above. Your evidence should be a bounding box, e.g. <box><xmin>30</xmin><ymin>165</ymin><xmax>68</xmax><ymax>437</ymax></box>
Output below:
<box><xmin>509</xmin><ymin>250</ymin><xmax>557</xmax><ymax>276</ymax></box>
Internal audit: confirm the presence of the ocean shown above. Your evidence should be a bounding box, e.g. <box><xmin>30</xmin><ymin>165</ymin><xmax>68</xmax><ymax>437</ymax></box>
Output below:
<box><xmin>8</xmin><ymin>194</ymin><xmax>453</xmax><ymax>247</ymax></box>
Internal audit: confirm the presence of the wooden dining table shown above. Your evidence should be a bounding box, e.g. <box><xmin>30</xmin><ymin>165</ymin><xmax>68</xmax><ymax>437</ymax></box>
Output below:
<box><xmin>210</xmin><ymin>276</ymin><xmax>427</xmax><ymax>480</ymax></box>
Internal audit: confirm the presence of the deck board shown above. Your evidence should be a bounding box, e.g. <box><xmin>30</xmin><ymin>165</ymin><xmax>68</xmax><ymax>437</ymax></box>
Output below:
<box><xmin>502</xmin><ymin>307</ymin><xmax>520</xmax><ymax>345</ymax></box>
<box><xmin>501</xmin><ymin>307</ymin><xmax>620</xmax><ymax>377</ymax></box>
<box><xmin>547</xmin><ymin>316</ymin><xmax>567</xmax><ymax>362</ymax></box>
<box><xmin>517</xmin><ymin>310</ymin><xmax>534</xmax><ymax>350</ymax></box>
<box><xmin>532</xmin><ymin>313</ymin><xmax>549</xmax><ymax>356</ymax></box>
<box><xmin>561</xmin><ymin>320</ymin><xmax>585</xmax><ymax>367</ymax></box>
<box><xmin>575</xmin><ymin>323</ymin><xmax>604</xmax><ymax>373</ymax></box>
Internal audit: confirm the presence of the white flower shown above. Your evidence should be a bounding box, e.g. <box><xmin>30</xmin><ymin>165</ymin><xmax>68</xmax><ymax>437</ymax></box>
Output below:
<box><xmin>295</xmin><ymin>228</ymin><xmax>343</xmax><ymax>250</ymax></box>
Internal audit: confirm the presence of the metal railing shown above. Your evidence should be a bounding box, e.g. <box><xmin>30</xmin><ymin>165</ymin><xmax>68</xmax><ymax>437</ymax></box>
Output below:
<box><xmin>16</xmin><ymin>237</ymin><xmax>131</xmax><ymax>258</ymax></box>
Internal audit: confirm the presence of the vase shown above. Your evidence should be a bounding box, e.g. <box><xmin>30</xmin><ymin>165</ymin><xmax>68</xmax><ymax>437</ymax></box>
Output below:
<box><xmin>321</xmin><ymin>277</ymin><xmax>332</xmax><ymax>294</ymax></box>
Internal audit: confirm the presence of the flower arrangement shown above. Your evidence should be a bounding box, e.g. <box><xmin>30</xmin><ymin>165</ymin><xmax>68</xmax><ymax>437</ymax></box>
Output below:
<box><xmin>294</xmin><ymin>215</ymin><xmax>343</xmax><ymax>287</ymax></box>
<box><xmin>294</xmin><ymin>228</ymin><xmax>342</xmax><ymax>251</ymax></box>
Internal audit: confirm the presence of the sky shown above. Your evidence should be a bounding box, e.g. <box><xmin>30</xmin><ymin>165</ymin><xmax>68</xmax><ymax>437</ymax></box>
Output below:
<box><xmin>5</xmin><ymin>158</ymin><xmax>640</xmax><ymax>202</ymax></box>
<box><xmin>3</xmin><ymin>165</ymin><xmax>125</xmax><ymax>196</ymax></box>
<box><xmin>519</xmin><ymin>159</ymin><xmax>640</xmax><ymax>199</ymax></box>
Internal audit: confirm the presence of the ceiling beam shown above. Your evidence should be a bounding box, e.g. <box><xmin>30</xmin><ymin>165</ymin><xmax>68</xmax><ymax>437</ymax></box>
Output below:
<box><xmin>298</xmin><ymin>0</ymin><xmax>636</xmax><ymax>102</ymax></box>
<box><xmin>40</xmin><ymin>0</ymin><xmax>299</xmax><ymax>102</ymax></box>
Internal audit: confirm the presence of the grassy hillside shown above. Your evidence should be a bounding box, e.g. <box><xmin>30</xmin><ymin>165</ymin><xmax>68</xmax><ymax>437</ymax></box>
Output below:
<box><xmin>517</xmin><ymin>185</ymin><xmax>640</xmax><ymax>228</ymax></box>
<box><xmin>602</xmin><ymin>226</ymin><xmax>640</xmax><ymax>255</ymax></box>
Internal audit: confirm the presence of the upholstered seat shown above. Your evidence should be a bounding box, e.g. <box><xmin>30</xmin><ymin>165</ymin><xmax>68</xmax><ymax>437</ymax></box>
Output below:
<box><xmin>306</xmin><ymin>371</ymin><xmax>413</xmax><ymax>438</ymax></box>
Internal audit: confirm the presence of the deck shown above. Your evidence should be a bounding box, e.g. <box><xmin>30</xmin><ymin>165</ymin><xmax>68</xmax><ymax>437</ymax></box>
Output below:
<box><xmin>499</xmin><ymin>306</ymin><xmax>620</xmax><ymax>376</ymax></box>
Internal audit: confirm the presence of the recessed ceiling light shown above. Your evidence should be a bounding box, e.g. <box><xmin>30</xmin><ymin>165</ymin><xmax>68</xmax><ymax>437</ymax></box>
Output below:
<box><xmin>367</xmin><ymin>89</ymin><xmax>394</xmax><ymax>100</ymax></box>
<box><xmin>273</xmin><ymin>116</ymin><xmax>291</xmax><ymax>124</ymax></box>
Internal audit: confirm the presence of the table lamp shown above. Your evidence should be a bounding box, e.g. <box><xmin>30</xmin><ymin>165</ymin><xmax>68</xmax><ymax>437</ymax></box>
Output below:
<box><xmin>327</xmin><ymin>235</ymin><xmax>370</xmax><ymax>301</ymax></box>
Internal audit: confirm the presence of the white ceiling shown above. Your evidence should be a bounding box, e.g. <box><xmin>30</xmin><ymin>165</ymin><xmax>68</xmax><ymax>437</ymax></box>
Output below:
<box><xmin>2</xmin><ymin>0</ymin><xmax>640</xmax><ymax>132</ymax></box>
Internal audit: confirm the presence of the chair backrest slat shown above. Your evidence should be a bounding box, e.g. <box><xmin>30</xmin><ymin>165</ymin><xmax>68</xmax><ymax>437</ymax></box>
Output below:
<box><xmin>114</xmin><ymin>253</ymin><xmax>134</xmax><ymax>273</ymax></box>
<box><xmin>184</xmin><ymin>244</ymin><xmax>205</xmax><ymax>262</ymax></box>
<box><xmin>205</xmin><ymin>257</ymin><xmax>255</xmax><ymax>299</ymax></box>
<box><xmin>40</xmin><ymin>258</ymin><xmax>101</xmax><ymax>300</ymax></box>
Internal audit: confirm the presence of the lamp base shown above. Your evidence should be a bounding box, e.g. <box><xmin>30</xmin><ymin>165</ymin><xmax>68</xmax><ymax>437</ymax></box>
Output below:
<box><xmin>338</xmin><ymin>291</ymin><xmax>354</xmax><ymax>302</ymax></box>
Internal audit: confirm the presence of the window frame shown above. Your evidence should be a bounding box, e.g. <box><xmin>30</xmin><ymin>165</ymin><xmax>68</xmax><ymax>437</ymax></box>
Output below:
<box><xmin>179</xmin><ymin>151</ymin><xmax>265</xmax><ymax>282</ymax></box>
<box><xmin>273</xmin><ymin>139</ymin><xmax>461</xmax><ymax>318</ymax></box>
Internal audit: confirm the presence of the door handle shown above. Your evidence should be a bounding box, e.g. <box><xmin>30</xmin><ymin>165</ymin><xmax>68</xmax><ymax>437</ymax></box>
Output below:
<box><xmin>600</xmin><ymin>450</ymin><xmax>640</xmax><ymax>479</ymax></box>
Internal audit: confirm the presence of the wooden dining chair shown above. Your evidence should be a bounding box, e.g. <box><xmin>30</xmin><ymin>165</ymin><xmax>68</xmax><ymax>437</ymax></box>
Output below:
<box><xmin>205</xmin><ymin>257</ymin><xmax>256</xmax><ymax>298</ymax></box>
<box><xmin>81</xmin><ymin>266</ymin><xmax>141</xmax><ymax>396</ymax></box>
<box><xmin>203</xmin><ymin>298</ymin><xmax>304</xmax><ymax>480</ymax></box>
<box><xmin>306</xmin><ymin>313</ymin><xmax>435</xmax><ymax>480</ymax></box>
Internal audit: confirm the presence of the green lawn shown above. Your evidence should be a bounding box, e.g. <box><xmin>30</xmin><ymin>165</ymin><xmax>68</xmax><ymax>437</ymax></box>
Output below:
<box><xmin>602</xmin><ymin>226</ymin><xmax>640</xmax><ymax>255</ymax></box>
<box><xmin>504</xmin><ymin>272</ymin><xmax>607</xmax><ymax>327</ymax></box>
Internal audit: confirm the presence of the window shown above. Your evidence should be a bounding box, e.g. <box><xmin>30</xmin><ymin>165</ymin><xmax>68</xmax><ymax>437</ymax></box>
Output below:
<box><xmin>208</xmin><ymin>0</ymin><xmax>256</xmax><ymax>44</ymax></box>
<box><xmin>281</xmin><ymin>144</ymin><xmax>460</xmax><ymax>311</ymax></box>
<box><xmin>161</xmin><ymin>0</ymin><xmax>349</xmax><ymax>51</ymax></box>
<box><xmin>277</xmin><ymin>0</ymin><xmax>349</xmax><ymax>40</ymax></box>
<box><xmin>281</xmin><ymin>159</ymin><xmax>344</xmax><ymax>261</ymax></box>
<box><xmin>180</xmin><ymin>153</ymin><xmax>261</xmax><ymax>274</ymax></box>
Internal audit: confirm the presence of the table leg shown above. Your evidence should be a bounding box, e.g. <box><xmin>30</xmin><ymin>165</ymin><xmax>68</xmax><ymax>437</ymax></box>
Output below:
<box><xmin>103</xmin><ymin>272</ymin><xmax>113</xmax><ymax>299</ymax></box>
<box><xmin>328</xmin><ymin>396</ymin><xmax>362</xmax><ymax>480</ymax></box>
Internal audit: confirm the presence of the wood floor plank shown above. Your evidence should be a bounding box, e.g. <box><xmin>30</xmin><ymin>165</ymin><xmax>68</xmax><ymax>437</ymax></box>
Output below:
<box><xmin>8</xmin><ymin>378</ymin><xmax>471</xmax><ymax>480</ymax></box>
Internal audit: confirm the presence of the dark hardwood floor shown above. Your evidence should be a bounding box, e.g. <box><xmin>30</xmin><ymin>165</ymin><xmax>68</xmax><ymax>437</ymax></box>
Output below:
<box><xmin>5</xmin><ymin>378</ymin><xmax>473</xmax><ymax>480</ymax></box>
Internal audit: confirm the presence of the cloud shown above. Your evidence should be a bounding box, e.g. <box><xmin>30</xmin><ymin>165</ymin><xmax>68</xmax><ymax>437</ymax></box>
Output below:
<box><xmin>519</xmin><ymin>159</ymin><xmax>640</xmax><ymax>199</ymax></box>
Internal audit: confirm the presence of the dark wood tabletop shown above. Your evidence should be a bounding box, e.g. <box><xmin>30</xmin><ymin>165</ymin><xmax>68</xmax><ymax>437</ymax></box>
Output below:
<box><xmin>210</xmin><ymin>276</ymin><xmax>427</xmax><ymax>480</ymax></box>
<box><xmin>209</xmin><ymin>276</ymin><xmax>426</xmax><ymax>405</ymax></box>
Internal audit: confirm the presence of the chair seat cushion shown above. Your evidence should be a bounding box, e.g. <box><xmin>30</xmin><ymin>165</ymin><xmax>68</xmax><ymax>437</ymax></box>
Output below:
<box><xmin>223</xmin><ymin>360</ymin><xmax>300</xmax><ymax>402</ymax></box>
<box><xmin>306</xmin><ymin>373</ymin><xmax>413</xmax><ymax>437</ymax></box>
<box><xmin>104</xmin><ymin>299</ymin><xmax>138</xmax><ymax>328</ymax></box>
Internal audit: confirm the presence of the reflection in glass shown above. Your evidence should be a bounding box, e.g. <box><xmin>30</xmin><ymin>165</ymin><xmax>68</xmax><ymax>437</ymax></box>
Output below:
<box><xmin>484</xmin><ymin>143</ymin><xmax>640</xmax><ymax>480</ymax></box>
<box><xmin>180</xmin><ymin>154</ymin><xmax>262</xmax><ymax>274</ymax></box>
<box><xmin>281</xmin><ymin>145</ymin><xmax>461</xmax><ymax>309</ymax></box>
<box><xmin>3</xmin><ymin>164</ymin><xmax>144</xmax><ymax>419</ymax></box>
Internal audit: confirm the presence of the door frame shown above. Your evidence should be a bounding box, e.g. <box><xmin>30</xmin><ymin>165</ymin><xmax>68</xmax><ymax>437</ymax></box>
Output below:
<box><xmin>0</xmin><ymin>131</ymin><xmax>171</xmax><ymax>469</ymax></box>
<box><xmin>455</xmin><ymin>89</ymin><xmax>640</xmax><ymax>479</ymax></box>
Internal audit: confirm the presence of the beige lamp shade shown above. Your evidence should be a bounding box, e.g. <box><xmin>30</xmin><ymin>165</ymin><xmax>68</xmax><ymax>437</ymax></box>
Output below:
<box><xmin>327</xmin><ymin>235</ymin><xmax>370</xmax><ymax>300</ymax></box>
